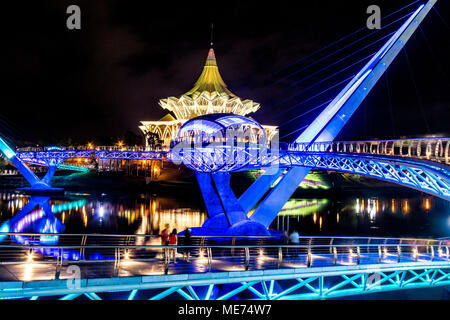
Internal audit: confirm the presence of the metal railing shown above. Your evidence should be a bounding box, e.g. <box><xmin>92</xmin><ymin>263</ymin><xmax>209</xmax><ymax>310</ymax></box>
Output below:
<box><xmin>289</xmin><ymin>138</ymin><xmax>450</xmax><ymax>165</ymax></box>
<box><xmin>16</xmin><ymin>146</ymin><xmax>160</xmax><ymax>152</ymax></box>
<box><xmin>0</xmin><ymin>233</ymin><xmax>448</xmax><ymax>280</ymax></box>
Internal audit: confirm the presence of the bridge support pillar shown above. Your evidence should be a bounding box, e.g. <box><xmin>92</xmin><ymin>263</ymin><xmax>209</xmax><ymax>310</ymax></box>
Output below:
<box><xmin>0</xmin><ymin>137</ymin><xmax>62</xmax><ymax>193</ymax></box>
<box><xmin>238</xmin><ymin>168</ymin><xmax>285</xmax><ymax>214</ymax></box>
<box><xmin>211</xmin><ymin>173</ymin><xmax>248</xmax><ymax>226</ymax></box>
<box><xmin>250</xmin><ymin>166</ymin><xmax>311</xmax><ymax>228</ymax></box>
<box><xmin>195</xmin><ymin>172</ymin><xmax>269</xmax><ymax>235</ymax></box>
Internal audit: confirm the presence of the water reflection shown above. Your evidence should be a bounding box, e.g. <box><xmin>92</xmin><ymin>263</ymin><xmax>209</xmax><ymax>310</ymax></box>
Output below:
<box><xmin>0</xmin><ymin>191</ymin><xmax>449</xmax><ymax>239</ymax></box>
<box><xmin>0</xmin><ymin>192</ymin><xmax>207</xmax><ymax>237</ymax></box>
<box><xmin>272</xmin><ymin>196</ymin><xmax>450</xmax><ymax>238</ymax></box>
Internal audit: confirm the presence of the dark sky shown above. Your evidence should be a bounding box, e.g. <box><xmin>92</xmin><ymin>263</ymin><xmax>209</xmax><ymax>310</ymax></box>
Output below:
<box><xmin>1</xmin><ymin>0</ymin><xmax>449</xmax><ymax>145</ymax></box>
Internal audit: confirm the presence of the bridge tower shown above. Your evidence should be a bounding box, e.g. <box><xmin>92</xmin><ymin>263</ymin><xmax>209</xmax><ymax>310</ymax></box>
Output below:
<box><xmin>188</xmin><ymin>1</ymin><xmax>439</xmax><ymax>235</ymax></box>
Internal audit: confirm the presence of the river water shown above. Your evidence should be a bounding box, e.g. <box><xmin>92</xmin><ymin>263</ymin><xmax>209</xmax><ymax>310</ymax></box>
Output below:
<box><xmin>0</xmin><ymin>190</ymin><xmax>448</xmax><ymax>239</ymax></box>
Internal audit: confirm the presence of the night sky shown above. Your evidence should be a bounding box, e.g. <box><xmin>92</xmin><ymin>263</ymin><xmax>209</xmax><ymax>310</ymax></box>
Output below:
<box><xmin>1</xmin><ymin>0</ymin><xmax>449</xmax><ymax>146</ymax></box>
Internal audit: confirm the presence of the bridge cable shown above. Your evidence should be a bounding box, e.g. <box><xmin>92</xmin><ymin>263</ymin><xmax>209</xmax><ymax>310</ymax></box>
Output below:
<box><xmin>273</xmin><ymin>52</ymin><xmax>377</xmax><ymax>109</ymax></box>
<box><xmin>279</xmin><ymin>99</ymin><xmax>333</xmax><ymax>128</ymax></box>
<box><xmin>418</xmin><ymin>26</ymin><xmax>450</xmax><ymax>85</ymax></box>
<box><xmin>270</xmin><ymin>0</ymin><xmax>420</xmax><ymax>77</ymax></box>
<box><xmin>274</xmin><ymin>74</ymin><xmax>356</xmax><ymax>122</ymax></box>
<box><xmin>402</xmin><ymin>47</ymin><xmax>431</xmax><ymax>134</ymax></box>
<box><xmin>384</xmin><ymin>71</ymin><xmax>397</xmax><ymax>137</ymax></box>
<box><xmin>269</xmin><ymin>13</ymin><xmax>413</xmax><ymax>93</ymax></box>
<box><xmin>270</xmin><ymin>29</ymin><xmax>399</xmax><ymax>119</ymax></box>
<box><xmin>432</xmin><ymin>7</ymin><xmax>450</xmax><ymax>31</ymax></box>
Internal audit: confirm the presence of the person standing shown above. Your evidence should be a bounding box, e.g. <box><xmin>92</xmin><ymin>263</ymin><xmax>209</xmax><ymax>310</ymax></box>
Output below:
<box><xmin>160</xmin><ymin>224</ymin><xmax>170</xmax><ymax>245</ymax></box>
<box><xmin>160</xmin><ymin>224</ymin><xmax>170</xmax><ymax>260</ymax></box>
<box><xmin>289</xmin><ymin>230</ymin><xmax>300</xmax><ymax>256</ymax></box>
<box><xmin>169</xmin><ymin>229</ymin><xmax>178</xmax><ymax>264</ymax></box>
<box><xmin>282</xmin><ymin>230</ymin><xmax>289</xmax><ymax>257</ymax></box>
<box><xmin>183</xmin><ymin>228</ymin><xmax>192</xmax><ymax>262</ymax></box>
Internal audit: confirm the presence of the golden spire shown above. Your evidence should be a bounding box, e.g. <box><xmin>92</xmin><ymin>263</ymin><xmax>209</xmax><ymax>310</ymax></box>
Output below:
<box><xmin>184</xmin><ymin>48</ymin><xmax>236</xmax><ymax>99</ymax></box>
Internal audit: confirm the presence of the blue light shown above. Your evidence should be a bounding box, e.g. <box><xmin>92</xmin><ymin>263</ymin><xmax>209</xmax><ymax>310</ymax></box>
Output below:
<box><xmin>0</xmin><ymin>222</ymin><xmax>10</xmax><ymax>243</ymax></box>
<box><xmin>0</xmin><ymin>137</ymin><xmax>16</xmax><ymax>159</ymax></box>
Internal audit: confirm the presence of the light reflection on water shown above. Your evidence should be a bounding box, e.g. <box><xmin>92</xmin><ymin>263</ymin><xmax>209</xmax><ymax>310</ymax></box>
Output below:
<box><xmin>0</xmin><ymin>191</ymin><xmax>448</xmax><ymax>238</ymax></box>
<box><xmin>273</xmin><ymin>195</ymin><xmax>450</xmax><ymax>238</ymax></box>
<box><xmin>0</xmin><ymin>192</ymin><xmax>207</xmax><ymax>236</ymax></box>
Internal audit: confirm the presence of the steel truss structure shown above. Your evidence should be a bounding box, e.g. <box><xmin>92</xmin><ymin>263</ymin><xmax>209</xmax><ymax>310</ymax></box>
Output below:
<box><xmin>17</xmin><ymin>150</ymin><xmax>163</xmax><ymax>162</ymax></box>
<box><xmin>290</xmin><ymin>138</ymin><xmax>450</xmax><ymax>165</ymax></box>
<box><xmin>2</xmin><ymin>263</ymin><xmax>449</xmax><ymax>300</ymax></box>
<box><xmin>282</xmin><ymin>152</ymin><xmax>450</xmax><ymax>200</ymax></box>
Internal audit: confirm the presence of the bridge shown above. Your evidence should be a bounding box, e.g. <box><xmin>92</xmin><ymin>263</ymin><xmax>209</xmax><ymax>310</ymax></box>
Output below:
<box><xmin>1</xmin><ymin>1</ymin><xmax>446</xmax><ymax>233</ymax></box>
<box><xmin>0</xmin><ymin>0</ymin><xmax>449</xmax><ymax>300</ymax></box>
<box><xmin>0</xmin><ymin>232</ymin><xmax>449</xmax><ymax>300</ymax></box>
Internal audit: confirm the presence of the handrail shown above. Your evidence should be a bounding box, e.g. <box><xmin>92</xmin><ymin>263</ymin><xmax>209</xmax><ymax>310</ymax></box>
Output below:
<box><xmin>1</xmin><ymin>234</ymin><xmax>448</xmax><ymax>280</ymax></box>
<box><xmin>289</xmin><ymin>138</ymin><xmax>450</xmax><ymax>165</ymax></box>
<box><xmin>0</xmin><ymin>232</ymin><xmax>442</xmax><ymax>242</ymax></box>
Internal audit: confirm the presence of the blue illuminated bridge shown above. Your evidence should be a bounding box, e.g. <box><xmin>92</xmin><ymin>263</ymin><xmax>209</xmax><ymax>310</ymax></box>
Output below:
<box><xmin>0</xmin><ymin>0</ymin><xmax>449</xmax><ymax>300</ymax></box>
<box><xmin>0</xmin><ymin>232</ymin><xmax>449</xmax><ymax>300</ymax></box>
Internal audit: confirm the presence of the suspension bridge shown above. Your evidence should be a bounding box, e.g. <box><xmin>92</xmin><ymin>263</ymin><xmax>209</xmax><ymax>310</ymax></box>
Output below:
<box><xmin>0</xmin><ymin>0</ymin><xmax>449</xmax><ymax>299</ymax></box>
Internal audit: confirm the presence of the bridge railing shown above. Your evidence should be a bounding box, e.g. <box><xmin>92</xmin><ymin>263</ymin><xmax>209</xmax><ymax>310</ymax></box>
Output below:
<box><xmin>16</xmin><ymin>146</ymin><xmax>162</xmax><ymax>152</ymax></box>
<box><xmin>288</xmin><ymin>138</ymin><xmax>450</xmax><ymax>165</ymax></box>
<box><xmin>0</xmin><ymin>233</ymin><xmax>448</xmax><ymax>279</ymax></box>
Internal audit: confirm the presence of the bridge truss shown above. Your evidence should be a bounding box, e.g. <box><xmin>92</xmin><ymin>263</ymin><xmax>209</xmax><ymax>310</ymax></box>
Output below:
<box><xmin>1</xmin><ymin>262</ymin><xmax>449</xmax><ymax>300</ymax></box>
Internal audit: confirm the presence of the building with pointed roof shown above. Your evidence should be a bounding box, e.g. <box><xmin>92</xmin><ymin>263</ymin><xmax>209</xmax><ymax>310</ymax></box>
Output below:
<box><xmin>139</xmin><ymin>48</ymin><xmax>277</xmax><ymax>149</ymax></box>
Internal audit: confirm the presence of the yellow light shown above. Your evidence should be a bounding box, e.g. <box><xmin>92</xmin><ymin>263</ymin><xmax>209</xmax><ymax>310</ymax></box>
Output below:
<box><xmin>383</xmin><ymin>247</ymin><xmax>388</xmax><ymax>255</ymax></box>
<box><xmin>336</xmin><ymin>213</ymin><xmax>340</xmax><ymax>223</ymax></box>
<box><xmin>425</xmin><ymin>199</ymin><xmax>430</xmax><ymax>210</ymax></box>
<box><xmin>319</xmin><ymin>216</ymin><xmax>323</xmax><ymax>230</ymax></box>
<box><xmin>403</xmin><ymin>200</ymin><xmax>409</xmax><ymax>213</ymax></box>
<box><xmin>199</xmin><ymin>249</ymin><xmax>204</xmax><ymax>258</ymax></box>
<box><xmin>313</xmin><ymin>213</ymin><xmax>317</xmax><ymax>224</ymax></box>
<box><xmin>259</xmin><ymin>248</ymin><xmax>264</xmax><ymax>256</ymax></box>
<box><xmin>124</xmin><ymin>250</ymin><xmax>130</xmax><ymax>260</ymax></box>
<box><xmin>27</xmin><ymin>251</ymin><xmax>33</xmax><ymax>262</ymax></box>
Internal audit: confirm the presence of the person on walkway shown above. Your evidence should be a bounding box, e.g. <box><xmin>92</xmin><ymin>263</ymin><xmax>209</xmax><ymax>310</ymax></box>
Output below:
<box><xmin>160</xmin><ymin>224</ymin><xmax>170</xmax><ymax>260</ymax></box>
<box><xmin>169</xmin><ymin>228</ymin><xmax>178</xmax><ymax>264</ymax></box>
<box><xmin>183</xmin><ymin>228</ymin><xmax>192</xmax><ymax>262</ymax></box>
<box><xmin>289</xmin><ymin>230</ymin><xmax>300</xmax><ymax>256</ymax></box>
<box><xmin>282</xmin><ymin>230</ymin><xmax>289</xmax><ymax>257</ymax></box>
<box><xmin>160</xmin><ymin>224</ymin><xmax>170</xmax><ymax>245</ymax></box>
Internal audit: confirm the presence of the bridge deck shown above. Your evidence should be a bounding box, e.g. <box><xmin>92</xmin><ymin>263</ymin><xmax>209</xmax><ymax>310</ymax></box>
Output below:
<box><xmin>1</xmin><ymin>258</ymin><xmax>449</xmax><ymax>300</ymax></box>
<box><xmin>0</xmin><ymin>251</ymin><xmax>447</xmax><ymax>283</ymax></box>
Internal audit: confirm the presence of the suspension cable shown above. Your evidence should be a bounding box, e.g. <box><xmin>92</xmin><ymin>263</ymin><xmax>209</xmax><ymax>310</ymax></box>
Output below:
<box><xmin>402</xmin><ymin>47</ymin><xmax>431</xmax><ymax>134</ymax></box>
<box><xmin>271</xmin><ymin>0</ymin><xmax>420</xmax><ymax>77</ymax></box>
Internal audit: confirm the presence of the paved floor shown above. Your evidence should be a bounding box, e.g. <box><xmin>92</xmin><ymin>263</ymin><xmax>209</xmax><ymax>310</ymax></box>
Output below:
<box><xmin>0</xmin><ymin>250</ymin><xmax>448</xmax><ymax>283</ymax></box>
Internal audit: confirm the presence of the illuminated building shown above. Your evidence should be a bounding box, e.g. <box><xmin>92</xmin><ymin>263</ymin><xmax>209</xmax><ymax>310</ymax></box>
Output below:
<box><xmin>139</xmin><ymin>48</ymin><xmax>278</xmax><ymax>148</ymax></box>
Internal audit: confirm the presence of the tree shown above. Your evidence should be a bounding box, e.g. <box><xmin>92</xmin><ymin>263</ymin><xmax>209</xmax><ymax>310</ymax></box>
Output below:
<box><xmin>145</xmin><ymin>132</ymin><xmax>162</xmax><ymax>150</ymax></box>
<box><xmin>124</xmin><ymin>130</ymin><xmax>143</xmax><ymax>146</ymax></box>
